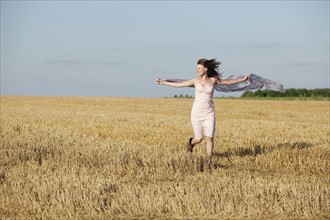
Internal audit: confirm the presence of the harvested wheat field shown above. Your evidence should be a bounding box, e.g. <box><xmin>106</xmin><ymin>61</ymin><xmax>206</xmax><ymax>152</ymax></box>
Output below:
<box><xmin>0</xmin><ymin>96</ymin><xmax>329</xmax><ymax>219</ymax></box>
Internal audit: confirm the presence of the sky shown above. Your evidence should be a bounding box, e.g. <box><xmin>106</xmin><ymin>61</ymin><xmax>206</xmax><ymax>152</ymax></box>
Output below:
<box><xmin>1</xmin><ymin>0</ymin><xmax>329</xmax><ymax>98</ymax></box>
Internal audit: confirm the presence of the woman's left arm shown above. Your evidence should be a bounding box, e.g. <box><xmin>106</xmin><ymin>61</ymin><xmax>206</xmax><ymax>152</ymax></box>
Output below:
<box><xmin>216</xmin><ymin>76</ymin><xmax>249</xmax><ymax>85</ymax></box>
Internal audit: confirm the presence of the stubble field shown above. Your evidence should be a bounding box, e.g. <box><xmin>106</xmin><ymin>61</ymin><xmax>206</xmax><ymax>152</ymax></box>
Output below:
<box><xmin>0</xmin><ymin>96</ymin><xmax>329</xmax><ymax>219</ymax></box>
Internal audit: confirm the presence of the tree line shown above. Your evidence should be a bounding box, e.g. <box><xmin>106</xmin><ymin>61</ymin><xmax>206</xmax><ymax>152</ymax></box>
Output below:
<box><xmin>172</xmin><ymin>94</ymin><xmax>193</xmax><ymax>98</ymax></box>
<box><xmin>171</xmin><ymin>88</ymin><xmax>330</xmax><ymax>99</ymax></box>
<box><xmin>241</xmin><ymin>88</ymin><xmax>330</xmax><ymax>98</ymax></box>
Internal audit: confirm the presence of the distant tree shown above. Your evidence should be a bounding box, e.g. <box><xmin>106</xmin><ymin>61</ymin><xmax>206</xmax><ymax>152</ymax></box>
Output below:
<box><xmin>240</xmin><ymin>88</ymin><xmax>330</xmax><ymax>98</ymax></box>
<box><xmin>285</xmin><ymin>88</ymin><xmax>299</xmax><ymax>97</ymax></box>
<box><xmin>266</xmin><ymin>90</ymin><xmax>282</xmax><ymax>97</ymax></box>
<box><xmin>173</xmin><ymin>94</ymin><xmax>193</xmax><ymax>98</ymax></box>
<box><xmin>241</xmin><ymin>91</ymin><xmax>254</xmax><ymax>97</ymax></box>
<box><xmin>254</xmin><ymin>90</ymin><xmax>267</xmax><ymax>97</ymax></box>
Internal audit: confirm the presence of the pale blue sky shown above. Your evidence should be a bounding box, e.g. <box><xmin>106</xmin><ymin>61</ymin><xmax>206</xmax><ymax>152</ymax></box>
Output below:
<box><xmin>1</xmin><ymin>0</ymin><xmax>329</xmax><ymax>97</ymax></box>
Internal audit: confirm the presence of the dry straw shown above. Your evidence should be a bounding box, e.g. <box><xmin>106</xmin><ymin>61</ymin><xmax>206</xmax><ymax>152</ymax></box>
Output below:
<box><xmin>1</xmin><ymin>96</ymin><xmax>329</xmax><ymax>219</ymax></box>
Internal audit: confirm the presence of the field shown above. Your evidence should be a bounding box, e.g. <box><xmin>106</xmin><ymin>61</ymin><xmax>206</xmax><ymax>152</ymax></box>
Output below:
<box><xmin>0</xmin><ymin>96</ymin><xmax>329</xmax><ymax>219</ymax></box>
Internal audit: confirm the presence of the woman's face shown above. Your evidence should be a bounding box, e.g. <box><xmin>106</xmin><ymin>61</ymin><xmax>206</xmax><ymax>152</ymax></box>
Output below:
<box><xmin>196</xmin><ymin>64</ymin><xmax>207</xmax><ymax>77</ymax></box>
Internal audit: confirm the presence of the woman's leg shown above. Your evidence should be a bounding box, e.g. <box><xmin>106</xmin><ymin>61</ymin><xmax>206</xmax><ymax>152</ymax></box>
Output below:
<box><xmin>204</xmin><ymin>136</ymin><xmax>214</xmax><ymax>157</ymax></box>
<box><xmin>187</xmin><ymin>137</ymin><xmax>202</xmax><ymax>152</ymax></box>
<box><xmin>191</xmin><ymin>138</ymin><xmax>203</xmax><ymax>145</ymax></box>
<box><xmin>189</xmin><ymin>117</ymin><xmax>203</xmax><ymax>152</ymax></box>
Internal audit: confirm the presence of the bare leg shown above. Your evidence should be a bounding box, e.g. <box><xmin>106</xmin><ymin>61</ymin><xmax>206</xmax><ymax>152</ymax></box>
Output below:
<box><xmin>191</xmin><ymin>138</ymin><xmax>203</xmax><ymax>145</ymax></box>
<box><xmin>204</xmin><ymin>136</ymin><xmax>214</xmax><ymax>157</ymax></box>
<box><xmin>187</xmin><ymin>137</ymin><xmax>203</xmax><ymax>153</ymax></box>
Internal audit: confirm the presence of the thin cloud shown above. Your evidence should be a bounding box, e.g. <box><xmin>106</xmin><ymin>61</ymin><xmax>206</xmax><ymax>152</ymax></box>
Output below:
<box><xmin>288</xmin><ymin>62</ymin><xmax>328</xmax><ymax>67</ymax></box>
<box><xmin>283</xmin><ymin>62</ymin><xmax>329</xmax><ymax>68</ymax></box>
<box><xmin>251</xmin><ymin>43</ymin><xmax>282</xmax><ymax>49</ymax></box>
<box><xmin>101</xmin><ymin>61</ymin><xmax>128</xmax><ymax>66</ymax></box>
<box><xmin>44</xmin><ymin>60</ymin><xmax>92</xmax><ymax>65</ymax></box>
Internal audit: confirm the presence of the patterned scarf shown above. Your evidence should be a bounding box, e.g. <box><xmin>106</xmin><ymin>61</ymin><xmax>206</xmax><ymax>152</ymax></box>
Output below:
<box><xmin>159</xmin><ymin>74</ymin><xmax>284</xmax><ymax>93</ymax></box>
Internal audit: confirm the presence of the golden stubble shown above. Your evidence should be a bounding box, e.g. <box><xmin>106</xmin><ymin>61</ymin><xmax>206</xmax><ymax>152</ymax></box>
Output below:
<box><xmin>1</xmin><ymin>96</ymin><xmax>329</xmax><ymax>219</ymax></box>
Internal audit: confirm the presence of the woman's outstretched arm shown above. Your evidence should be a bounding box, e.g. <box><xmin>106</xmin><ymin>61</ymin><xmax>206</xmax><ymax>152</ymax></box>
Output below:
<box><xmin>217</xmin><ymin>76</ymin><xmax>249</xmax><ymax>85</ymax></box>
<box><xmin>156</xmin><ymin>78</ymin><xmax>195</xmax><ymax>88</ymax></box>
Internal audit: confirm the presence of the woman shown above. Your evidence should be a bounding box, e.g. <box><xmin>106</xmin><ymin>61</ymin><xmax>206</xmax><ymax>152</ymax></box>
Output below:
<box><xmin>156</xmin><ymin>58</ymin><xmax>248</xmax><ymax>158</ymax></box>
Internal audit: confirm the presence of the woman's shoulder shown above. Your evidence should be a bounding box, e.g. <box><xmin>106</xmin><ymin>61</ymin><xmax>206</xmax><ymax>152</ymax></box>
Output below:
<box><xmin>191</xmin><ymin>78</ymin><xmax>198</xmax><ymax>83</ymax></box>
<box><xmin>210</xmin><ymin>77</ymin><xmax>219</xmax><ymax>84</ymax></box>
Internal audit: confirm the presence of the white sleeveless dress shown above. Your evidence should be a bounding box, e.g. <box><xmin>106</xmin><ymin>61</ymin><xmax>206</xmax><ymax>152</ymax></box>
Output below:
<box><xmin>191</xmin><ymin>80</ymin><xmax>216</xmax><ymax>139</ymax></box>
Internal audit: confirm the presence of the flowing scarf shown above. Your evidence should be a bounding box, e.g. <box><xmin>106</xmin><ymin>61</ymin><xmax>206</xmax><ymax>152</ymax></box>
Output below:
<box><xmin>159</xmin><ymin>74</ymin><xmax>284</xmax><ymax>93</ymax></box>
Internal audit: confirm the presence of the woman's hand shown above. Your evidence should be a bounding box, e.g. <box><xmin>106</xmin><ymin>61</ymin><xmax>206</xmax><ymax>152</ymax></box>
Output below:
<box><xmin>243</xmin><ymin>75</ymin><xmax>249</xmax><ymax>81</ymax></box>
<box><xmin>155</xmin><ymin>78</ymin><xmax>195</xmax><ymax>87</ymax></box>
<box><xmin>156</xmin><ymin>78</ymin><xmax>165</xmax><ymax>85</ymax></box>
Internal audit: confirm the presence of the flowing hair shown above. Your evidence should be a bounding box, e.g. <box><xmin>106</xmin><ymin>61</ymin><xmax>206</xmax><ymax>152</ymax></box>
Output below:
<box><xmin>197</xmin><ymin>58</ymin><xmax>222</xmax><ymax>79</ymax></box>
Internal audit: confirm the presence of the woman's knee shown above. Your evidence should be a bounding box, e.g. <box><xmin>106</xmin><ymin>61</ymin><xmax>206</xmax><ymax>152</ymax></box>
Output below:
<box><xmin>204</xmin><ymin>136</ymin><xmax>214</xmax><ymax>142</ymax></box>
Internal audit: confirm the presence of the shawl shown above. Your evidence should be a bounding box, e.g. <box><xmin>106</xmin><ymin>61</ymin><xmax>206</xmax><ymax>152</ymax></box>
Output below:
<box><xmin>159</xmin><ymin>74</ymin><xmax>284</xmax><ymax>93</ymax></box>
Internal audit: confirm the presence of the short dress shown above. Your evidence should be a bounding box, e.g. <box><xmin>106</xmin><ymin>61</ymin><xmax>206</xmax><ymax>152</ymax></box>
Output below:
<box><xmin>191</xmin><ymin>80</ymin><xmax>216</xmax><ymax>139</ymax></box>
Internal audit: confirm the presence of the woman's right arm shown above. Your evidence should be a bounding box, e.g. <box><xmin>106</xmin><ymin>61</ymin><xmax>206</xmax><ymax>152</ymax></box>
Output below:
<box><xmin>156</xmin><ymin>78</ymin><xmax>195</xmax><ymax>88</ymax></box>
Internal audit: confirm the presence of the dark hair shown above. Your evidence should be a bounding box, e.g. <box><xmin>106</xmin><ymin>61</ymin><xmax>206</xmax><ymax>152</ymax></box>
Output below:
<box><xmin>197</xmin><ymin>58</ymin><xmax>222</xmax><ymax>78</ymax></box>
